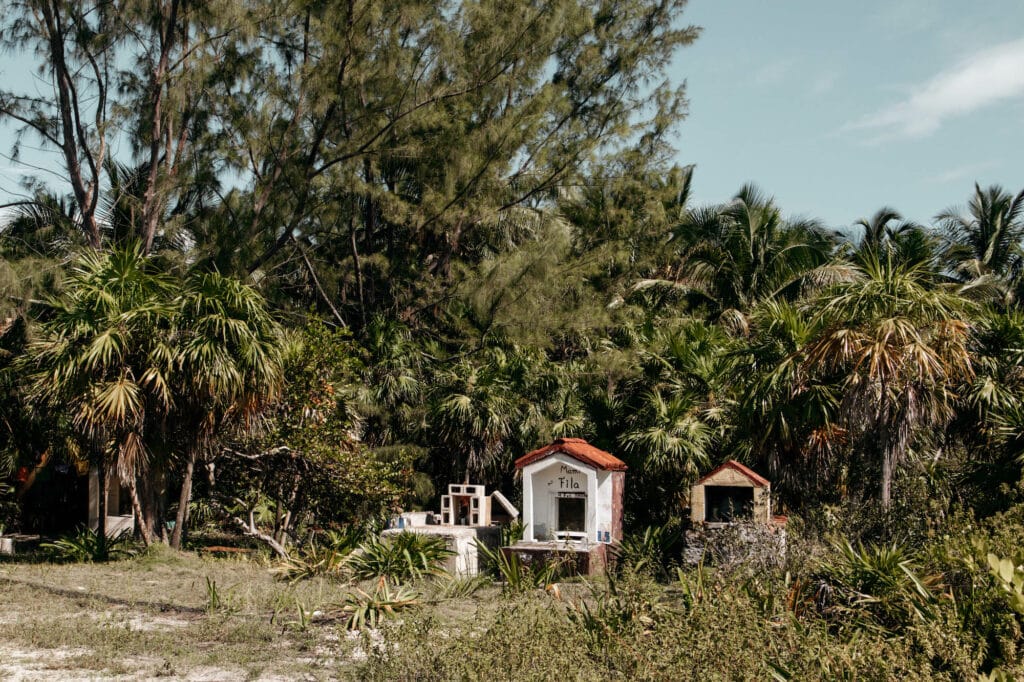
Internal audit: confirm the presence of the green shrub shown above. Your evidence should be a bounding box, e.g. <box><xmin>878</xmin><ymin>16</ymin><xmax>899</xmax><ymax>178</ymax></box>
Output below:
<box><xmin>270</xmin><ymin>526</ymin><xmax>365</xmax><ymax>582</ymax></box>
<box><xmin>612</xmin><ymin>524</ymin><xmax>683</xmax><ymax>581</ymax></box>
<box><xmin>41</xmin><ymin>526</ymin><xmax>138</xmax><ymax>563</ymax></box>
<box><xmin>475</xmin><ymin>540</ymin><xmax>561</xmax><ymax>593</ymax></box>
<box><xmin>339</xmin><ymin>580</ymin><xmax>420</xmax><ymax>631</ymax></box>
<box><xmin>348</xmin><ymin>531</ymin><xmax>453</xmax><ymax>583</ymax></box>
<box><xmin>812</xmin><ymin>540</ymin><xmax>940</xmax><ymax>633</ymax></box>
<box><xmin>351</xmin><ymin>571</ymin><xmax>959</xmax><ymax>681</ymax></box>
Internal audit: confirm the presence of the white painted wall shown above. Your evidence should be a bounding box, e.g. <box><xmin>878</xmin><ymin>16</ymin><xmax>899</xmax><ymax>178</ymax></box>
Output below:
<box><xmin>521</xmin><ymin>453</ymin><xmax>614</xmax><ymax>544</ymax></box>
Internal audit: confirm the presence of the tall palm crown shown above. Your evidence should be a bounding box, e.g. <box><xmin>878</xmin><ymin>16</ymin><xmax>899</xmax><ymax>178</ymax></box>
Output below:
<box><xmin>26</xmin><ymin>247</ymin><xmax>283</xmax><ymax>545</ymax></box>
<box><xmin>801</xmin><ymin>253</ymin><xmax>975</xmax><ymax>507</ymax></box>
<box><xmin>937</xmin><ymin>183</ymin><xmax>1024</xmax><ymax>281</ymax></box>
<box><xmin>855</xmin><ymin>207</ymin><xmax>906</xmax><ymax>255</ymax></box>
<box><xmin>27</xmin><ymin>248</ymin><xmax>177</xmax><ymax>481</ymax></box>
<box><xmin>170</xmin><ymin>269</ymin><xmax>283</xmax><ymax>548</ymax></box>
<box><xmin>675</xmin><ymin>184</ymin><xmax>839</xmax><ymax>327</ymax></box>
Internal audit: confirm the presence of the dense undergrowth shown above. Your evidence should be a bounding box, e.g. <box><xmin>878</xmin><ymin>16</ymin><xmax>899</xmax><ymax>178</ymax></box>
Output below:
<box><xmin>8</xmin><ymin>500</ymin><xmax>1024</xmax><ymax>680</ymax></box>
<box><xmin>351</xmin><ymin>505</ymin><xmax>1024</xmax><ymax>681</ymax></box>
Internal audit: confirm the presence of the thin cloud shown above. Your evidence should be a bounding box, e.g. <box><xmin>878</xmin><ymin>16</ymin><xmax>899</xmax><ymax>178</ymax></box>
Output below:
<box><xmin>810</xmin><ymin>71</ymin><xmax>838</xmax><ymax>96</ymax></box>
<box><xmin>923</xmin><ymin>161</ymin><xmax>1000</xmax><ymax>186</ymax></box>
<box><xmin>751</xmin><ymin>57</ymin><xmax>795</xmax><ymax>88</ymax></box>
<box><xmin>849</xmin><ymin>38</ymin><xmax>1024</xmax><ymax>139</ymax></box>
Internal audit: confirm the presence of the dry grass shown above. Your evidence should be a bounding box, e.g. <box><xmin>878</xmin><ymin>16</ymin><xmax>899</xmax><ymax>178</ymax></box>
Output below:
<box><xmin>0</xmin><ymin>546</ymin><xmax>395</xmax><ymax>680</ymax></box>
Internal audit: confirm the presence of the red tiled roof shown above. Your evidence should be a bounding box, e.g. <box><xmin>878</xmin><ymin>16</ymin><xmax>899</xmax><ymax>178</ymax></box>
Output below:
<box><xmin>696</xmin><ymin>460</ymin><xmax>770</xmax><ymax>487</ymax></box>
<box><xmin>514</xmin><ymin>438</ymin><xmax>627</xmax><ymax>472</ymax></box>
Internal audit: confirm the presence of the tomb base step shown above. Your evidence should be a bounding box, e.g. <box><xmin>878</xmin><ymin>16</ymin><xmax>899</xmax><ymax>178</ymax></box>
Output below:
<box><xmin>501</xmin><ymin>541</ymin><xmax>611</xmax><ymax>577</ymax></box>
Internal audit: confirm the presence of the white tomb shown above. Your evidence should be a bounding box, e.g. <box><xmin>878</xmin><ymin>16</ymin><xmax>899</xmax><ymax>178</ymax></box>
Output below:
<box><xmin>506</xmin><ymin>438</ymin><xmax>626</xmax><ymax>575</ymax></box>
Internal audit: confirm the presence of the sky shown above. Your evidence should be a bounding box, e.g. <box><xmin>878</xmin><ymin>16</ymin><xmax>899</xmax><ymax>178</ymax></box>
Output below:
<box><xmin>3</xmin><ymin>1</ymin><xmax>1024</xmax><ymax>233</ymax></box>
<box><xmin>673</xmin><ymin>0</ymin><xmax>1024</xmax><ymax>230</ymax></box>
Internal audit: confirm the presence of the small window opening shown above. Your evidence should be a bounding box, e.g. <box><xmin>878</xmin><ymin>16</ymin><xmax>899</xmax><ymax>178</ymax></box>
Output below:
<box><xmin>704</xmin><ymin>486</ymin><xmax>753</xmax><ymax>522</ymax></box>
<box><xmin>557</xmin><ymin>496</ymin><xmax>586</xmax><ymax>533</ymax></box>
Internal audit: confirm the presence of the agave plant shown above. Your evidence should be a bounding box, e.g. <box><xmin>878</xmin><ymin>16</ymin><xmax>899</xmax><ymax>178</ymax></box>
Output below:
<box><xmin>348</xmin><ymin>532</ymin><xmax>453</xmax><ymax>583</ymax></box>
<box><xmin>475</xmin><ymin>540</ymin><xmax>563</xmax><ymax>593</ymax></box>
<box><xmin>611</xmin><ymin>525</ymin><xmax>684</xmax><ymax>581</ymax></box>
<box><xmin>41</xmin><ymin>526</ymin><xmax>138</xmax><ymax>563</ymax></box>
<box><xmin>813</xmin><ymin>540</ymin><xmax>940</xmax><ymax>633</ymax></box>
<box><xmin>271</xmin><ymin>527</ymin><xmax>366</xmax><ymax>582</ymax></box>
<box><xmin>339</xmin><ymin>579</ymin><xmax>421</xmax><ymax>630</ymax></box>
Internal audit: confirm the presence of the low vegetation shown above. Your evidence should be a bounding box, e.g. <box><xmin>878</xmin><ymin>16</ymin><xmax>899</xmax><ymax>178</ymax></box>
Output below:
<box><xmin>2</xmin><ymin>504</ymin><xmax>1022</xmax><ymax>680</ymax></box>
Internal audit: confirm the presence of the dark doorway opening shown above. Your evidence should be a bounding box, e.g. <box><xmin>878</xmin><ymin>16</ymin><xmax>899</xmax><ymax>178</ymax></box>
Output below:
<box><xmin>557</xmin><ymin>496</ymin><xmax>585</xmax><ymax>533</ymax></box>
<box><xmin>705</xmin><ymin>486</ymin><xmax>753</xmax><ymax>522</ymax></box>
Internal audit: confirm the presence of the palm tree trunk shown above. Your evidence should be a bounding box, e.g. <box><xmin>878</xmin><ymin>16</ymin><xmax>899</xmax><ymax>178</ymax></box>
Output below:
<box><xmin>171</xmin><ymin>451</ymin><xmax>196</xmax><ymax>550</ymax></box>
<box><xmin>880</xmin><ymin>447</ymin><xmax>893</xmax><ymax>510</ymax></box>
<box><xmin>97</xmin><ymin>458</ymin><xmax>108</xmax><ymax>540</ymax></box>
<box><xmin>127</xmin><ymin>476</ymin><xmax>153</xmax><ymax>547</ymax></box>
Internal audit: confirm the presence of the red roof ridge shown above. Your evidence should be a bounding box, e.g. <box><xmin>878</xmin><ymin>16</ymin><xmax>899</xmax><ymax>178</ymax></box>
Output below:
<box><xmin>697</xmin><ymin>459</ymin><xmax>770</xmax><ymax>487</ymax></box>
<box><xmin>515</xmin><ymin>438</ymin><xmax>627</xmax><ymax>472</ymax></box>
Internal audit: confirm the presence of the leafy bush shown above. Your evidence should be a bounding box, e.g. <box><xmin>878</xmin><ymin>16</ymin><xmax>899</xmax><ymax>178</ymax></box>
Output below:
<box><xmin>567</xmin><ymin>572</ymin><xmax>663</xmax><ymax>653</ymax></box>
<box><xmin>988</xmin><ymin>553</ymin><xmax>1024</xmax><ymax>615</ymax></box>
<box><xmin>475</xmin><ymin>540</ymin><xmax>562</xmax><ymax>593</ymax></box>
<box><xmin>348</xmin><ymin>532</ymin><xmax>453</xmax><ymax>583</ymax></box>
<box><xmin>612</xmin><ymin>524</ymin><xmax>683</xmax><ymax>580</ymax></box>
<box><xmin>353</xmin><ymin>571</ymin><xmax>965</xmax><ymax>681</ymax></box>
<box><xmin>41</xmin><ymin>526</ymin><xmax>138</xmax><ymax>563</ymax></box>
<box><xmin>812</xmin><ymin>540</ymin><xmax>939</xmax><ymax>633</ymax></box>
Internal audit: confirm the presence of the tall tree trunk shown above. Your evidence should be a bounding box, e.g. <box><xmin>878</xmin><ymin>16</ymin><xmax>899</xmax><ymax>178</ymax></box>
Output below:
<box><xmin>140</xmin><ymin>0</ymin><xmax>183</xmax><ymax>253</ymax></box>
<box><xmin>349</xmin><ymin>215</ymin><xmax>365</xmax><ymax>326</ymax></box>
<box><xmin>880</xmin><ymin>447</ymin><xmax>893</xmax><ymax>510</ymax></box>
<box><xmin>171</xmin><ymin>451</ymin><xmax>196</xmax><ymax>550</ymax></box>
<box><xmin>128</xmin><ymin>476</ymin><xmax>153</xmax><ymax>546</ymax></box>
<box><xmin>97</xmin><ymin>458</ymin><xmax>108</xmax><ymax>540</ymax></box>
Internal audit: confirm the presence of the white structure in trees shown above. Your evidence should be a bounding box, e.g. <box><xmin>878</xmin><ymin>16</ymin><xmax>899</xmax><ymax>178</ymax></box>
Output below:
<box><xmin>515</xmin><ymin>438</ymin><xmax>626</xmax><ymax>545</ymax></box>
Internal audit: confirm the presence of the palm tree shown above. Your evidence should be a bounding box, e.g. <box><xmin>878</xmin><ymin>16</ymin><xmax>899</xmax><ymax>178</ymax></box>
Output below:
<box><xmin>732</xmin><ymin>300</ymin><xmax>843</xmax><ymax>503</ymax></box>
<box><xmin>616</xmin><ymin>320</ymin><xmax>730</xmax><ymax>520</ymax></box>
<box><xmin>357</xmin><ymin>315</ymin><xmax>424</xmax><ymax>447</ymax></box>
<box><xmin>851</xmin><ymin>207</ymin><xmax>929</xmax><ymax>262</ymax></box>
<box><xmin>800</xmin><ymin>253</ymin><xmax>975</xmax><ymax>507</ymax></box>
<box><xmin>25</xmin><ymin>247</ymin><xmax>177</xmax><ymax>542</ymax></box>
<box><xmin>656</xmin><ymin>184</ymin><xmax>842</xmax><ymax>330</ymax></box>
<box><xmin>169</xmin><ymin>270</ymin><xmax>283</xmax><ymax>549</ymax></box>
<box><xmin>427</xmin><ymin>353</ymin><xmax>517</xmax><ymax>481</ymax></box>
<box><xmin>25</xmin><ymin>246</ymin><xmax>283</xmax><ymax>546</ymax></box>
<box><xmin>854</xmin><ymin>207</ymin><xmax>905</xmax><ymax>255</ymax></box>
<box><xmin>937</xmin><ymin>183</ymin><xmax>1024</xmax><ymax>286</ymax></box>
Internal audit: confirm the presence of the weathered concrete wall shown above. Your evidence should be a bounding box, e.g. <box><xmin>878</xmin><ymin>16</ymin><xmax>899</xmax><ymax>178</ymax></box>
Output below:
<box><xmin>87</xmin><ymin>467</ymin><xmax>135</xmax><ymax>537</ymax></box>
<box><xmin>501</xmin><ymin>541</ymin><xmax>608</xmax><ymax>577</ymax></box>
